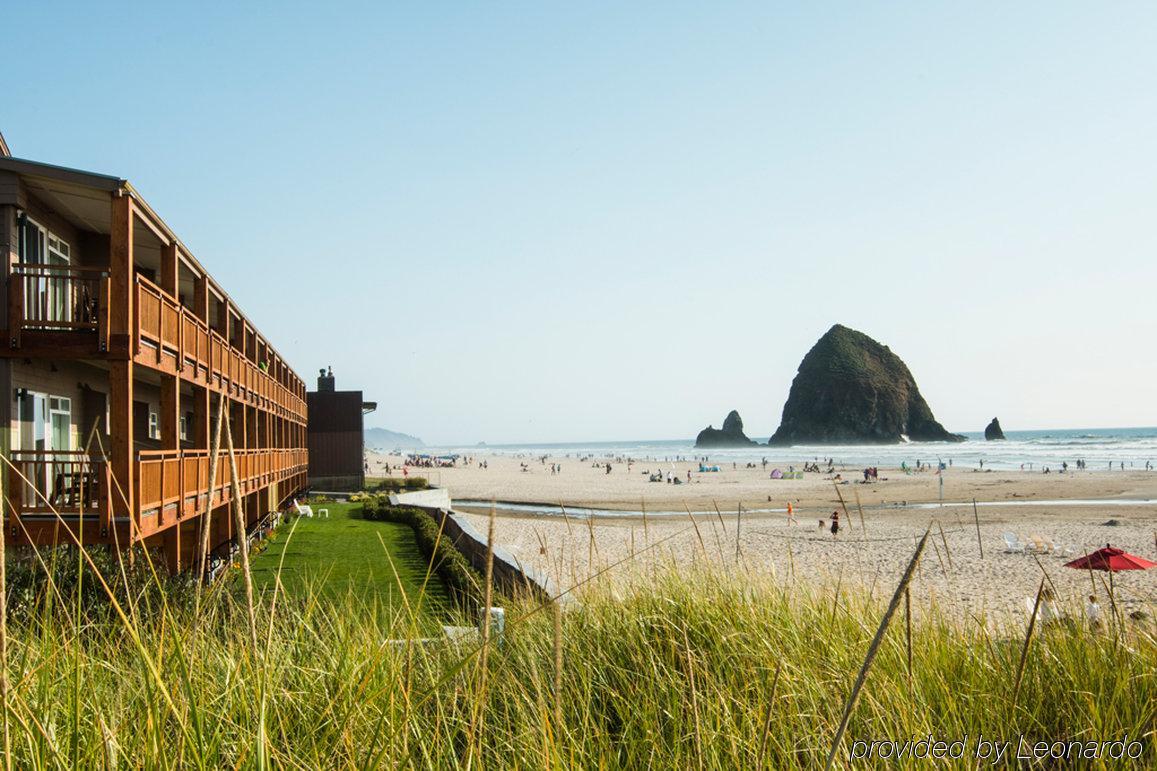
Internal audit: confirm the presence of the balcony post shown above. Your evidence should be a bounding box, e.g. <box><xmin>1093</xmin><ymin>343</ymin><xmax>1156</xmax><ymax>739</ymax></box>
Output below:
<box><xmin>189</xmin><ymin>274</ymin><xmax>212</xmax><ymax>457</ymax></box>
<box><xmin>193</xmin><ymin>271</ymin><xmax>208</xmax><ymax>378</ymax></box>
<box><xmin>160</xmin><ymin>242</ymin><xmax>178</xmax><ymax>296</ymax></box>
<box><xmin>160</xmin><ymin>371</ymin><xmax>181</xmax><ymax>531</ymax></box>
<box><xmin>160</xmin><ymin>376</ymin><xmax>180</xmax><ymax>450</ymax></box>
<box><xmin>161</xmin><ymin>242</ymin><xmax>181</xmax><ymax>372</ymax></box>
<box><xmin>163</xmin><ymin>523</ymin><xmax>182</xmax><ymax>573</ymax></box>
<box><xmin>109</xmin><ymin>192</ymin><xmax>135</xmax><ymax>529</ymax></box>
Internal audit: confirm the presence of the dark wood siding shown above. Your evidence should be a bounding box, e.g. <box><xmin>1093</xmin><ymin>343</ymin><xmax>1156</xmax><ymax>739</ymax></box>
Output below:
<box><xmin>307</xmin><ymin>390</ymin><xmax>365</xmax><ymax>489</ymax></box>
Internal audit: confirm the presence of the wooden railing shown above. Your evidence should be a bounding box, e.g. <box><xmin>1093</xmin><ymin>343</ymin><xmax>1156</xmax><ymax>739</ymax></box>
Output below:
<box><xmin>137</xmin><ymin>447</ymin><xmax>308</xmax><ymax>524</ymax></box>
<box><xmin>6</xmin><ymin>448</ymin><xmax>306</xmax><ymax>542</ymax></box>
<box><xmin>7</xmin><ymin>264</ymin><xmax>110</xmax><ymax>349</ymax></box>
<box><xmin>7</xmin><ymin>451</ymin><xmax>110</xmax><ymax>521</ymax></box>
<box><xmin>135</xmin><ymin>275</ymin><xmax>307</xmax><ymax>422</ymax></box>
<box><xmin>5</xmin><ymin>269</ymin><xmax>305</xmax><ymax>418</ymax></box>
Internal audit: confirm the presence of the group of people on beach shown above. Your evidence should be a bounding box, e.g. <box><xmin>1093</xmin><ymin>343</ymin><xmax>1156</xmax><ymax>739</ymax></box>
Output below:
<box><xmin>776</xmin><ymin>501</ymin><xmax>841</xmax><ymax>537</ymax></box>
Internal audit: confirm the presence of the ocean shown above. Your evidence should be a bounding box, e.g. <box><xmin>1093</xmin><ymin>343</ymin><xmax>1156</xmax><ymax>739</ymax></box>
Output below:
<box><xmin>429</xmin><ymin>427</ymin><xmax>1157</xmax><ymax>471</ymax></box>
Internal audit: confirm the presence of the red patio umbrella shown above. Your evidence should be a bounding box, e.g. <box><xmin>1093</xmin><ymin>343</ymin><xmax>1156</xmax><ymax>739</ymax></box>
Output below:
<box><xmin>1065</xmin><ymin>544</ymin><xmax>1155</xmax><ymax>616</ymax></box>
<box><xmin>1064</xmin><ymin>545</ymin><xmax>1157</xmax><ymax>572</ymax></box>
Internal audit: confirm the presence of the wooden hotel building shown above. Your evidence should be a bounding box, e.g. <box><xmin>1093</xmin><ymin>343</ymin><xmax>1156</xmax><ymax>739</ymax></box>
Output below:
<box><xmin>0</xmin><ymin>136</ymin><xmax>308</xmax><ymax>572</ymax></box>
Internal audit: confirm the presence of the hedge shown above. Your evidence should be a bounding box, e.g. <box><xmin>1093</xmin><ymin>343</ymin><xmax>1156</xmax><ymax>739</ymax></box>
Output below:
<box><xmin>361</xmin><ymin>498</ymin><xmax>483</xmax><ymax>607</ymax></box>
<box><xmin>365</xmin><ymin>477</ymin><xmax>429</xmax><ymax>494</ymax></box>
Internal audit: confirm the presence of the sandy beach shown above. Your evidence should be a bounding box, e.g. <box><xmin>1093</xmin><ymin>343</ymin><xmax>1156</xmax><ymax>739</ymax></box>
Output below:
<box><xmin>368</xmin><ymin>450</ymin><xmax>1157</xmax><ymax>621</ymax></box>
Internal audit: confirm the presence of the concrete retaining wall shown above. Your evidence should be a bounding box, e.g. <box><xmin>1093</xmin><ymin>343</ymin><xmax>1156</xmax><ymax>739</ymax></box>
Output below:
<box><xmin>389</xmin><ymin>488</ymin><xmax>451</xmax><ymax>509</ymax></box>
<box><xmin>412</xmin><ymin>505</ymin><xmax>566</xmax><ymax>605</ymax></box>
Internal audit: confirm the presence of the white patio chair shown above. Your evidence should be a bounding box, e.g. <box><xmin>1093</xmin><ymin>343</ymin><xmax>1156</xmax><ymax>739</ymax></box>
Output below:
<box><xmin>1028</xmin><ymin>534</ymin><xmax>1052</xmax><ymax>554</ymax></box>
<box><xmin>293</xmin><ymin>499</ymin><xmax>314</xmax><ymax>518</ymax></box>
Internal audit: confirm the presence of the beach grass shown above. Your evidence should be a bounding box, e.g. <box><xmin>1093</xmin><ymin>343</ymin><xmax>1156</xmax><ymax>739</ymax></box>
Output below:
<box><xmin>0</xmin><ymin>544</ymin><xmax>1152</xmax><ymax>768</ymax></box>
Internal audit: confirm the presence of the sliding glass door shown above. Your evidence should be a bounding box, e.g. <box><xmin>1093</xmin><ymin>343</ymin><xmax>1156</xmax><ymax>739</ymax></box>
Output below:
<box><xmin>17</xmin><ymin>215</ymin><xmax>72</xmax><ymax>327</ymax></box>
<box><xmin>16</xmin><ymin>392</ymin><xmax>73</xmax><ymax>507</ymax></box>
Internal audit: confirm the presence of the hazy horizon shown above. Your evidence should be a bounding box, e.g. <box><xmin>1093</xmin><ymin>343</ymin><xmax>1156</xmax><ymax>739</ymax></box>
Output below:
<box><xmin>377</xmin><ymin>423</ymin><xmax>1157</xmax><ymax>449</ymax></box>
<box><xmin>8</xmin><ymin>2</ymin><xmax>1157</xmax><ymax>445</ymax></box>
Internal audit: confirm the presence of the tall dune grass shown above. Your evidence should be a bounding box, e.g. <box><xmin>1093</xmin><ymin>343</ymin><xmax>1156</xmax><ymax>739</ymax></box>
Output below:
<box><xmin>0</xmin><ymin>547</ymin><xmax>1152</xmax><ymax>769</ymax></box>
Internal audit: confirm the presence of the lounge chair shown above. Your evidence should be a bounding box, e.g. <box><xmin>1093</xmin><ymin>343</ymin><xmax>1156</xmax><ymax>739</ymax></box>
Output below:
<box><xmin>1028</xmin><ymin>534</ymin><xmax>1052</xmax><ymax>554</ymax></box>
<box><xmin>293</xmin><ymin>499</ymin><xmax>326</xmax><ymax>518</ymax></box>
<box><xmin>1002</xmin><ymin>532</ymin><xmax>1026</xmax><ymax>553</ymax></box>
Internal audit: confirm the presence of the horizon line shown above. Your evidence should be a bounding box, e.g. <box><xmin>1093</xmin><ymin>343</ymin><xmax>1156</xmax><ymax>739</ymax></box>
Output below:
<box><xmin>368</xmin><ymin>424</ymin><xmax>1157</xmax><ymax>448</ymax></box>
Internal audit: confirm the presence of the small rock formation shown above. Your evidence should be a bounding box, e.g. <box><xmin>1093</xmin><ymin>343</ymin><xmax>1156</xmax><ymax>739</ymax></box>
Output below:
<box><xmin>695</xmin><ymin>410</ymin><xmax>757</xmax><ymax>448</ymax></box>
<box><xmin>984</xmin><ymin>417</ymin><xmax>1005</xmax><ymax>441</ymax></box>
<box><xmin>768</xmin><ymin>324</ymin><xmax>964</xmax><ymax>445</ymax></box>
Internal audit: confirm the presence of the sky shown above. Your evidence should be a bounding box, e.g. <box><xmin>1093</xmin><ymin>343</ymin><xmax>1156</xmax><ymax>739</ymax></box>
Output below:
<box><xmin>6</xmin><ymin>2</ymin><xmax>1157</xmax><ymax>444</ymax></box>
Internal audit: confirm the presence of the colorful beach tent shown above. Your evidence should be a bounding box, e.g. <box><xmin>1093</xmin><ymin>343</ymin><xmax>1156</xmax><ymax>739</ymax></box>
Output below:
<box><xmin>770</xmin><ymin>468</ymin><xmax>783</xmax><ymax>479</ymax></box>
<box><xmin>1064</xmin><ymin>545</ymin><xmax>1157</xmax><ymax>572</ymax></box>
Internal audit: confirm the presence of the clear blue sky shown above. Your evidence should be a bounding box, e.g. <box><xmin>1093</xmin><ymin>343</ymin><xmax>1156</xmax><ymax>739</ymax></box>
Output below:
<box><xmin>7</xmin><ymin>2</ymin><xmax>1156</xmax><ymax>444</ymax></box>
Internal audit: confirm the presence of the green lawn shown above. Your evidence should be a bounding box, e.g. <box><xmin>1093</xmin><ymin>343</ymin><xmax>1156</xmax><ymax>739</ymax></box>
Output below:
<box><xmin>247</xmin><ymin>502</ymin><xmax>453</xmax><ymax>623</ymax></box>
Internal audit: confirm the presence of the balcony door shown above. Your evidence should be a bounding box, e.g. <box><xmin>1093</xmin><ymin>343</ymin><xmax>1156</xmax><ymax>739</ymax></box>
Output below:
<box><xmin>17</xmin><ymin>214</ymin><xmax>72</xmax><ymax>328</ymax></box>
<box><xmin>17</xmin><ymin>393</ymin><xmax>73</xmax><ymax>508</ymax></box>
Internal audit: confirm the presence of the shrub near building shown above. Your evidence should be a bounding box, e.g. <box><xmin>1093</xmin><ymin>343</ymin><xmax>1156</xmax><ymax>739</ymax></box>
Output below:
<box><xmin>361</xmin><ymin>497</ymin><xmax>483</xmax><ymax>607</ymax></box>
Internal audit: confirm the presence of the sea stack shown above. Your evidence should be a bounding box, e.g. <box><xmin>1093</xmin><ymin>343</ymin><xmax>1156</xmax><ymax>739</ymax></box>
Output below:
<box><xmin>768</xmin><ymin>324</ymin><xmax>964</xmax><ymax>445</ymax></box>
<box><xmin>695</xmin><ymin>410</ymin><xmax>757</xmax><ymax>448</ymax></box>
<box><xmin>984</xmin><ymin>417</ymin><xmax>1006</xmax><ymax>440</ymax></box>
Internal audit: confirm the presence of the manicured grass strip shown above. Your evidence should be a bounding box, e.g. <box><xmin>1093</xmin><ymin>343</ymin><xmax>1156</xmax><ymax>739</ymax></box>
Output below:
<box><xmin>247</xmin><ymin>502</ymin><xmax>454</xmax><ymax>621</ymax></box>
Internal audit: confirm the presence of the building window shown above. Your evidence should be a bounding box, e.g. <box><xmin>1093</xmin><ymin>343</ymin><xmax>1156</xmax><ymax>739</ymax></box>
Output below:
<box><xmin>17</xmin><ymin>213</ymin><xmax>45</xmax><ymax>263</ymax></box>
<box><xmin>180</xmin><ymin>416</ymin><xmax>188</xmax><ymax>441</ymax></box>
<box><xmin>48</xmin><ymin>233</ymin><xmax>70</xmax><ymax>263</ymax></box>
<box><xmin>148</xmin><ymin>411</ymin><xmax>159</xmax><ymax>440</ymax></box>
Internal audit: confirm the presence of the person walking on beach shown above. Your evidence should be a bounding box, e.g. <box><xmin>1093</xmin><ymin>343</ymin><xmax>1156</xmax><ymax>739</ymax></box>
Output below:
<box><xmin>786</xmin><ymin>501</ymin><xmax>795</xmax><ymax>525</ymax></box>
<box><xmin>829</xmin><ymin>510</ymin><xmax>840</xmax><ymax>536</ymax></box>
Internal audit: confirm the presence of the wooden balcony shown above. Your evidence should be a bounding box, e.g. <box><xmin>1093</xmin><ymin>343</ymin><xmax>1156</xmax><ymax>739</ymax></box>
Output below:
<box><xmin>7</xmin><ymin>263</ymin><xmax>110</xmax><ymax>351</ymax></box>
<box><xmin>6</xmin><ymin>451</ymin><xmax>113</xmax><ymax>539</ymax></box>
<box><xmin>134</xmin><ymin>275</ymin><xmax>306</xmax><ymax>423</ymax></box>
<box><xmin>3</xmin><ymin>271</ymin><xmax>305</xmax><ymax>423</ymax></box>
<box><xmin>137</xmin><ymin>447</ymin><xmax>308</xmax><ymax>538</ymax></box>
<box><xmin>6</xmin><ymin>448</ymin><xmax>307</xmax><ymax>544</ymax></box>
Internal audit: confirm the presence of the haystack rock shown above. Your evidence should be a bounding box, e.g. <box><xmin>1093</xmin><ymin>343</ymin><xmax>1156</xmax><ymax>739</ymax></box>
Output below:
<box><xmin>768</xmin><ymin>325</ymin><xmax>964</xmax><ymax>445</ymax></box>
<box><xmin>695</xmin><ymin>410</ymin><xmax>757</xmax><ymax>448</ymax></box>
<box><xmin>984</xmin><ymin>417</ymin><xmax>1006</xmax><ymax>441</ymax></box>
